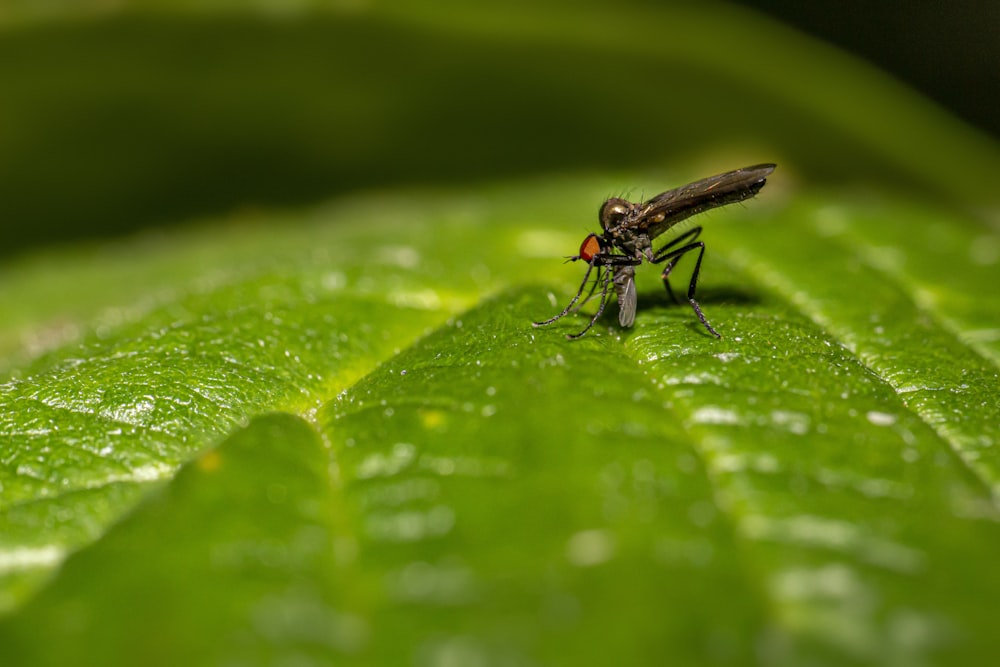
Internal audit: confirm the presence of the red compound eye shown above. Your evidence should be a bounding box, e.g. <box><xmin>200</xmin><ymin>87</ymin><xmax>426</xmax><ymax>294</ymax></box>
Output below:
<box><xmin>578</xmin><ymin>234</ymin><xmax>601</xmax><ymax>262</ymax></box>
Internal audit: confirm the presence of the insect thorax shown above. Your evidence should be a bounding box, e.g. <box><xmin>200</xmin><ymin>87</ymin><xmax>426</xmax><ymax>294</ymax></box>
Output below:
<box><xmin>611</xmin><ymin>231</ymin><xmax>651</xmax><ymax>261</ymax></box>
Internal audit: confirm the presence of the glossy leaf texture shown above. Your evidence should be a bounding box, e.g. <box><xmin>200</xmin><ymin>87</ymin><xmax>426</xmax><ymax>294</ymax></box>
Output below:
<box><xmin>1</xmin><ymin>172</ymin><xmax>999</xmax><ymax>665</ymax></box>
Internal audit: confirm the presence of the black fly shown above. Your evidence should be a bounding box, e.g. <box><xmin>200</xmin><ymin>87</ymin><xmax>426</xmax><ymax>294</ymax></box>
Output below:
<box><xmin>533</xmin><ymin>164</ymin><xmax>775</xmax><ymax>339</ymax></box>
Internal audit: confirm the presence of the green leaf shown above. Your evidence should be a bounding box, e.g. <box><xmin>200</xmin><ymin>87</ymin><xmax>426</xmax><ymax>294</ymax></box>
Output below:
<box><xmin>3</xmin><ymin>173</ymin><xmax>999</xmax><ymax>665</ymax></box>
<box><xmin>2</xmin><ymin>0</ymin><xmax>998</xmax><ymax>252</ymax></box>
<box><xmin>2</xmin><ymin>2</ymin><xmax>1000</xmax><ymax>666</ymax></box>
<box><xmin>1</xmin><ymin>414</ymin><xmax>350</xmax><ymax>664</ymax></box>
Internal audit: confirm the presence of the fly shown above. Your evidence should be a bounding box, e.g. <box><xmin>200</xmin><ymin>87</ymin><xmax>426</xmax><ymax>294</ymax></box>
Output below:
<box><xmin>533</xmin><ymin>163</ymin><xmax>775</xmax><ymax>339</ymax></box>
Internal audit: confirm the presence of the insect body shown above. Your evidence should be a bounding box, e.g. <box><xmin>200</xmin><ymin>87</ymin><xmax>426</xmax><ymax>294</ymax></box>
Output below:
<box><xmin>533</xmin><ymin>163</ymin><xmax>775</xmax><ymax>339</ymax></box>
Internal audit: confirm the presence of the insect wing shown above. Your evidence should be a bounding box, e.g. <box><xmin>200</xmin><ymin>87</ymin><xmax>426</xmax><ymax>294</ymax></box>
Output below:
<box><xmin>613</xmin><ymin>267</ymin><xmax>637</xmax><ymax>328</ymax></box>
<box><xmin>638</xmin><ymin>164</ymin><xmax>775</xmax><ymax>240</ymax></box>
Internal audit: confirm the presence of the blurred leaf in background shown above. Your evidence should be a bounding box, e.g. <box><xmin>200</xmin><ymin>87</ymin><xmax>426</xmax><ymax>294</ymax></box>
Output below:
<box><xmin>1</xmin><ymin>0</ymin><xmax>998</xmax><ymax>255</ymax></box>
<box><xmin>736</xmin><ymin>0</ymin><xmax>1000</xmax><ymax>140</ymax></box>
<box><xmin>1</xmin><ymin>1</ymin><xmax>999</xmax><ymax>666</ymax></box>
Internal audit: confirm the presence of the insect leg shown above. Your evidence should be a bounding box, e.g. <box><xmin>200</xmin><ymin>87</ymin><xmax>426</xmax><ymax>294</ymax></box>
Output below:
<box><xmin>568</xmin><ymin>266</ymin><xmax>604</xmax><ymax>314</ymax></box>
<box><xmin>651</xmin><ymin>239</ymin><xmax>721</xmax><ymax>338</ymax></box>
<box><xmin>533</xmin><ymin>262</ymin><xmax>596</xmax><ymax>327</ymax></box>
<box><xmin>572</xmin><ymin>254</ymin><xmax>639</xmax><ymax>313</ymax></box>
<box><xmin>653</xmin><ymin>226</ymin><xmax>702</xmax><ymax>305</ymax></box>
<box><xmin>567</xmin><ymin>267</ymin><xmax>613</xmax><ymax>339</ymax></box>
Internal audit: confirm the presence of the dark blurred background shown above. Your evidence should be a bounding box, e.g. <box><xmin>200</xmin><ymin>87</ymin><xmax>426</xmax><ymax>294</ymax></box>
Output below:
<box><xmin>1</xmin><ymin>0</ymin><xmax>997</xmax><ymax>259</ymax></box>
<box><xmin>737</xmin><ymin>1</ymin><xmax>999</xmax><ymax>141</ymax></box>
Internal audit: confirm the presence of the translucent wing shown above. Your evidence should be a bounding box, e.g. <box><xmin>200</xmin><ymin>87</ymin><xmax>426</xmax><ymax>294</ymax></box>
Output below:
<box><xmin>638</xmin><ymin>164</ymin><xmax>775</xmax><ymax>240</ymax></box>
<box><xmin>614</xmin><ymin>267</ymin><xmax>637</xmax><ymax>328</ymax></box>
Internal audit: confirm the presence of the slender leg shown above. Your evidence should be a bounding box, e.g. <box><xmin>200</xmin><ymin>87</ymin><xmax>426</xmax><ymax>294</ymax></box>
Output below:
<box><xmin>654</xmin><ymin>227</ymin><xmax>702</xmax><ymax>305</ymax></box>
<box><xmin>535</xmin><ymin>254</ymin><xmax>640</xmax><ymax>335</ymax></box>
<box><xmin>568</xmin><ymin>267</ymin><xmax>604</xmax><ymax>314</ymax></box>
<box><xmin>651</xmin><ymin>239</ymin><xmax>720</xmax><ymax>338</ymax></box>
<box><xmin>533</xmin><ymin>262</ymin><xmax>596</xmax><ymax>326</ymax></box>
<box><xmin>567</xmin><ymin>268</ymin><xmax>613</xmax><ymax>339</ymax></box>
